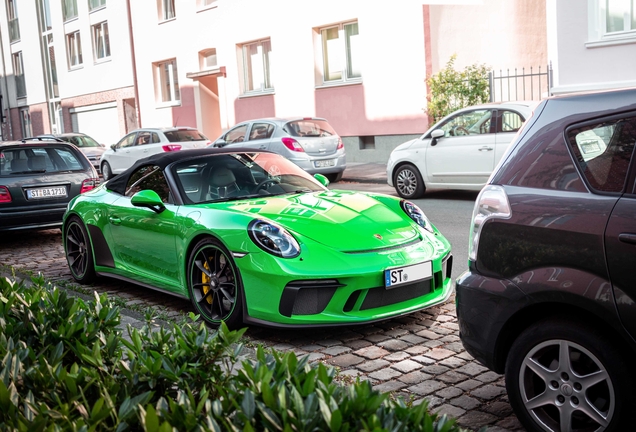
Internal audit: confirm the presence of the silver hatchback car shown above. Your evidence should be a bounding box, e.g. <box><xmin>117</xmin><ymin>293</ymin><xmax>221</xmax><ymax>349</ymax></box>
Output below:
<box><xmin>212</xmin><ymin>117</ymin><xmax>346</xmax><ymax>182</ymax></box>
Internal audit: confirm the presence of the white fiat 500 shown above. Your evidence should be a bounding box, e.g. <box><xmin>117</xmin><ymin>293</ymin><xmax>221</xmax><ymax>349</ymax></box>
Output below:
<box><xmin>387</xmin><ymin>101</ymin><xmax>536</xmax><ymax>198</ymax></box>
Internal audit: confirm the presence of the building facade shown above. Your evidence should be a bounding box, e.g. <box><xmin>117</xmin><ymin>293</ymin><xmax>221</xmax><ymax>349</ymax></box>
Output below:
<box><xmin>0</xmin><ymin>0</ymin><xmax>547</xmax><ymax>163</ymax></box>
<box><xmin>547</xmin><ymin>0</ymin><xmax>636</xmax><ymax>95</ymax></box>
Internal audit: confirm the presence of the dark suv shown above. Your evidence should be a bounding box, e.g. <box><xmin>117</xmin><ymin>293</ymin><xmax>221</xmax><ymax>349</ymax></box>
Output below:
<box><xmin>456</xmin><ymin>88</ymin><xmax>636</xmax><ymax>431</ymax></box>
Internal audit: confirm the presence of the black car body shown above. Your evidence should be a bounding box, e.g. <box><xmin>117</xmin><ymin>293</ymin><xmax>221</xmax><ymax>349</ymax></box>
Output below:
<box><xmin>456</xmin><ymin>87</ymin><xmax>636</xmax><ymax>431</ymax></box>
<box><xmin>0</xmin><ymin>140</ymin><xmax>99</xmax><ymax>231</ymax></box>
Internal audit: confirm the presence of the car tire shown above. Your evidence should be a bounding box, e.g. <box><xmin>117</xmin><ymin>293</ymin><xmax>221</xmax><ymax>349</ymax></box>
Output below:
<box><xmin>187</xmin><ymin>237</ymin><xmax>244</xmax><ymax>329</ymax></box>
<box><xmin>326</xmin><ymin>172</ymin><xmax>343</xmax><ymax>183</ymax></box>
<box><xmin>101</xmin><ymin>161</ymin><xmax>113</xmax><ymax>181</ymax></box>
<box><xmin>64</xmin><ymin>216</ymin><xmax>96</xmax><ymax>284</ymax></box>
<box><xmin>394</xmin><ymin>164</ymin><xmax>425</xmax><ymax>199</ymax></box>
<box><xmin>505</xmin><ymin>318</ymin><xmax>633</xmax><ymax>432</ymax></box>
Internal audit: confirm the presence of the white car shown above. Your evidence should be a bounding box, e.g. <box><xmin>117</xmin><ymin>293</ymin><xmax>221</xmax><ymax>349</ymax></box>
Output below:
<box><xmin>387</xmin><ymin>102</ymin><xmax>536</xmax><ymax>198</ymax></box>
<box><xmin>100</xmin><ymin>127</ymin><xmax>211</xmax><ymax>180</ymax></box>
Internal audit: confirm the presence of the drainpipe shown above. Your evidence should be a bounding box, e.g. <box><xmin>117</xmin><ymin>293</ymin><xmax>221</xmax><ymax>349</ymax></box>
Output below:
<box><xmin>126</xmin><ymin>0</ymin><xmax>141</xmax><ymax>129</ymax></box>
<box><xmin>0</xmin><ymin>20</ymin><xmax>13</xmax><ymax>140</ymax></box>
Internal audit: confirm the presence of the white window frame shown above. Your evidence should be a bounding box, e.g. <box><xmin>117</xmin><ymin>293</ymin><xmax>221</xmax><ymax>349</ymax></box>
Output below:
<box><xmin>158</xmin><ymin>0</ymin><xmax>176</xmax><ymax>22</ymax></box>
<box><xmin>199</xmin><ymin>48</ymin><xmax>217</xmax><ymax>70</ymax></box>
<box><xmin>154</xmin><ymin>59</ymin><xmax>180</xmax><ymax>105</ymax></box>
<box><xmin>13</xmin><ymin>51</ymin><xmax>26</xmax><ymax>98</ymax></box>
<box><xmin>197</xmin><ymin>0</ymin><xmax>217</xmax><ymax>10</ymax></box>
<box><xmin>88</xmin><ymin>0</ymin><xmax>106</xmax><ymax>12</ymax></box>
<box><xmin>92</xmin><ymin>21</ymin><xmax>110</xmax><ymax>61</ymax></box>
<box><xmin>66</xmin><ymin>30</ymin><xmax>82</xmax><ymax>68</ymax></box>
<box><xmin>240</xmin><ymin>39</ymin><xmax>273</xmax><ymax>95</ymax></box>
<box><xmin>587</xmin><ymin>0</ymin><xmax>636</xmax><ymax>47</ymax></box>
<box><xmin>318</xmin><ymin>20</ymin><xmax>361</xmax><ymax>86</ymax></box>
<box><xmin>62</xmin><ymin>0</ymin><xmax>78</xmax><ymax>22</ymax></box>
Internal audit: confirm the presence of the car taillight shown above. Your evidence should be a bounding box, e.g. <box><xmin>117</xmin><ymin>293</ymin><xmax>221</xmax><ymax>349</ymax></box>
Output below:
<box><xmin>162</xmin><ymin>144</ymin><xmax>182</xmax><ymax>152</ymax></box>
<box><xmin>80</xmin><ymin>179</ymin><xmax>98</xmax><ymax>194</ymax></box>
<box><xmin>0</xmin><ymin>186</ymin><xmax>11</xmax><ymax>203</ymax></box>
<box><xmin>282</xmin><ymin>137</ymin><xmax>304</xmax><ymax>152</ymax></box>
<box><xmin>337</xmin><ymin>137</ymin><xmax>344</xmax><ymax>150</ymax></box>
<box><xmin>468</xmin><ymin>185</ymin><xmax>511</xmax><ymax>261</ymax></box>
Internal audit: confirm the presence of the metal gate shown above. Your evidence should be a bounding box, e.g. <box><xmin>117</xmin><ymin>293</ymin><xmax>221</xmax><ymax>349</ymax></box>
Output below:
<box><xmin>489</xmin><ymin>63</ymin><xmax>552</xmax><ymax>102</ymax></box>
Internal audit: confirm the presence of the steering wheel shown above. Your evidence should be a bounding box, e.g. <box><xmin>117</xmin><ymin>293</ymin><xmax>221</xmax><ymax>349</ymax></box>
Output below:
<box><xmin>255</xmin><ymin>178</ymin><xmax>281</xmax><ymax>193</ymax></box>
<box><xmin>452</xmin><ymin>126</ymin><xmax>469</xmax><ymax>136</ymax></box>
<box><xmin>230</xmin><ymin>135</ymin><xmax>245</xmax><ymax>143</ymax></box>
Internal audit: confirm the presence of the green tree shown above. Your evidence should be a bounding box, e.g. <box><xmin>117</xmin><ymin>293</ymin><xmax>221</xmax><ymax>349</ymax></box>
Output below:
<box><xmin>426</xmin><ymin>55</ymin><xmax>490</xmax><ymax>123</ymax></box>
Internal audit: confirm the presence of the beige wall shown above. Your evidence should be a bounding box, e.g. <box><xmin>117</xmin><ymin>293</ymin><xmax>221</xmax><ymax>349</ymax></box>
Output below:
<box><xmin>429</xmin><ymin>0</ymin><xmax>547</xmax><ymax>73</ymax></box>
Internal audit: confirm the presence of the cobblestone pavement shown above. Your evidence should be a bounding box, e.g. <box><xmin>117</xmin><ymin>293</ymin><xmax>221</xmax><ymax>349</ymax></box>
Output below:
<box><xmin>0</xmin><ymin>228</ymin><xmax>523</xmax><ymax>431</ymax></box>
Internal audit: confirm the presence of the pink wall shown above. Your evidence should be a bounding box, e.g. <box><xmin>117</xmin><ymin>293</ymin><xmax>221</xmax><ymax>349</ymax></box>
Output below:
<box><xmin>171</xmin><ymin>86</ymin><xmax>197</xmax><ymax>128</ymax></box>
<box><xmin>235</xmin><ymin>95</ymin><xmax>276</xmax><ymax>123</ymax></box>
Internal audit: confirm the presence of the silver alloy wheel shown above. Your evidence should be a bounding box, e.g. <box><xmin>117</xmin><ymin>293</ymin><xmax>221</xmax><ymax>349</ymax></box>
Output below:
<box><xmin>396</xmin><ymin>168</ymin><xmax>418</xmax><ymax>196</ymax></box>
<box><xmin>519</xmin><ymin>339</ymin><xmax>614</xmax><ymax>431</ymax></box>
<box><xmin>102</xmin><ymin>162</ymin><xmax>112</xmax><ymax>180</ymax></box>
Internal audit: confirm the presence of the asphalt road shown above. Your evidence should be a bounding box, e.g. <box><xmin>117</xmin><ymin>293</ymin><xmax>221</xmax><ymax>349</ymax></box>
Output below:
<box><xmin>0</xmin><ymin>182</ymin><xmax>521</xmax><ymax>431</ymax></box>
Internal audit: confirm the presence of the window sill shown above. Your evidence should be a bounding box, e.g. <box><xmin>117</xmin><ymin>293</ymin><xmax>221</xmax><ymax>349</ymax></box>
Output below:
<box><xmin>89</xmin><ymin>6</ymin><xmax>106</xmax><ymax>13</ymax></box>
<box><xmin>155</xmin><ymin>100</ymin><xmax>181</xmax><ymax>109</ymax></box>
<box><xmin>197</xmin><ymin>4</ymin><xmax>218</xmax><ymax>13</ymax></box>
<box><xmin>68</xmin><ymin>65</ymin><xmax>84</xmax><ymax>71</ymax></box>
<box><xmin>159</xmin><ymin>17</ymin><xmax>176</xmax><ymax>25</ymax></box>
<box><xmin>315</xmin><ymin>79</ymin><xmax>363</xmax><ymax>90</ymax></box>
<box><xmin>586</xmin><ymin>32</ymin><xmax>636</xmax><ymax>48</ymax></box>
<box><xmin>63</xmin><ymin>16</ymin><xmax>79</xmax><ymax>24</ymax></box>
<box><xmin>93</xmin><ymin>57</ymin><xmax>111</xmax><ymax>65</ymax></box>
<box><xmin>238</xmin><ymin>89</ymin><xmax>275</xmax><ymax>99</ymax></box>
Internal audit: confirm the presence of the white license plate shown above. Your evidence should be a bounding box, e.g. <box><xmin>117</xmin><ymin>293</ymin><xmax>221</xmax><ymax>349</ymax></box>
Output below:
<box><xmin>26</xmin><ymin>186</ymin><xmax>67</xmax><ymax>199</ymax></box>
<box><xmin>314</xmin><ymin>159</ymin><xmax>335</xmax><ymax>168</ymax></box>
<box><xmin>385</xmin><ymin>261</ymin><xmax>432</xmax><ymax>289</ymax></box>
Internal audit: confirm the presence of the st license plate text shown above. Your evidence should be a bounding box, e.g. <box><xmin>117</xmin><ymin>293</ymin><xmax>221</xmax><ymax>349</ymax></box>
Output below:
<box><xmin>385</xmin><ymin>261</ymin><xmax>432</xmax><ymax>289</ymax></box>
<box><xmin>27</xmin><ymin>186</ymin><xmax>67</xmax><ymax>199</ymax></box>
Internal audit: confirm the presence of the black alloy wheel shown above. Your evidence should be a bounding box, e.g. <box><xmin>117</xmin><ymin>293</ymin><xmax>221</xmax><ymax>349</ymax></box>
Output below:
<box><xmin>188</xmin><ymin>238</ymin><xmax>243</xmax><ymax>329</ymax></box>
<box><xmin>505</xmin><ymin>319</ymin><xmax>633</xmax><ymax>432</ymax></box>
<box><xmin>394</xmin><ymin>163</ymin><xmax>425</xmax><ymax>199</ymax></box>
<box><xmin>64</xmin><ymin>216</ymin><xmax>96</xmax><ymax>284</ymax></box>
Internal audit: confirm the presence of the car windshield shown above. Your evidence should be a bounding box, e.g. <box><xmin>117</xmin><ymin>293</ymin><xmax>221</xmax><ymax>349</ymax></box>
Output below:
<box><xmin>0</xmin><ymin>146</ymin><xmax>86</xmax><ymax>176</ymax></box>
<box><xmin>164</xmin><ymin>130</ymin><xmax>207</xmax><ymax>142</ymax></box>
<box><xmin>283</xmin><ymin>120</ymin><xmax>336</xmax><ymax>138</ymax></box>
<box><xmin>66</xmin><ymin>135</ymin><xmax>101</xmax><ymax>148</ymax></box>
<box><xmin>172</xmin><ymin>152</ymin><xmax>326</xmax><ymax>204</ymax></box>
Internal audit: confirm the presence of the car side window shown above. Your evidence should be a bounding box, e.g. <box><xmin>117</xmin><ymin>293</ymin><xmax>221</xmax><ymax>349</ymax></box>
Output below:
<box><xmin>439</xmin><ymin>109</ymin><xmax>493</xmax><ymax>137</ymax></box>
<box><xmin>125</xmin><ymin>165</ymin><xmax>171</xmax><ymax>203</ymax></box>
<box><xmin>225</xmin><ymin>125</ymin><xmax>248</xmax><ymax>143</ymax></box>
<box><xmin>567</xmin><ymin>116</ymin><xmax>636</xmax><ymax>193</ymax></box>
<box><xmin>248</xmin><ymin>123</ymin><xmax>275</xmax><ymax>141</ymax></box>
<box><xmin>151</xmin><ymin>133</ymin><xmax>160</xmax><ymax>143</ymax></box>
<box><xmin>499</xmin><ymin>110</ymin><xmax>524</xmax><ymax>133</ymax></box>
<box><xmin>119</xmin><ymin>133</ymin><xmax>136</xmax><ymax>148</ymax></box>
<box><xmin>136</xmin><ymin>132</ymin><xmax>152</xmax><ymax>146</ymax></box>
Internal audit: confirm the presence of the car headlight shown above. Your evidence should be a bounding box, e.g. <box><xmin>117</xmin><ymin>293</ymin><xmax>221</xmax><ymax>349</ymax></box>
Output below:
<box><xmin>248</xmin><ymin>219</ymin><xmax>300</xmax><ymax>258</ymax></box>
<box><xmin>401</xmin><ymin>200</ymin><xmax>434</xmax><ymax>233</ymax></box>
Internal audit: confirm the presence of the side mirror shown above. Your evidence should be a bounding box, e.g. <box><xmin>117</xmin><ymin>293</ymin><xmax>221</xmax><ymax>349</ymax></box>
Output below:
<box><xmin>110</xmin><ymin>144</ymin><xmax>118</xmax><ymax>152</ymax></box>
<box><xmin>430</xmin><ymin>129</ymin><xmax>444</xmax><ymax>146</ymax></box>
<box><xmin>314</xmin><ymin>173</ymin><xmax>330</xmax><ymax>187</ymax></box>
<box><xmin>131</xmin><ymin>190</ymin><xmax>166</xmax><ymax>213</ymax></box>
<box><xmin>214</xmin><ymin>139</ymin><xmax>227</xmax><ymax>148</ymax></box>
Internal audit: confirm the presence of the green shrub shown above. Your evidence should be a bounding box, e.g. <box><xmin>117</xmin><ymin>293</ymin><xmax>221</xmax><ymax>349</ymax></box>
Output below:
<box><xmin>0</xmin><ymin>274</ymin><xmax>466</xmax><ymax>431</ymax></box>
<box><xmin>427</xmin><ymin>55</ymin><xmax>490</xmax><ymax>123</ymax></box>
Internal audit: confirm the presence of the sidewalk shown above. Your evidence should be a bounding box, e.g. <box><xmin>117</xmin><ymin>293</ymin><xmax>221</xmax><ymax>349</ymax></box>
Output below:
<box><xmin>340</xmin><ymin>162</ymin><xmax>387</xmax><ymax>184</ymax></box>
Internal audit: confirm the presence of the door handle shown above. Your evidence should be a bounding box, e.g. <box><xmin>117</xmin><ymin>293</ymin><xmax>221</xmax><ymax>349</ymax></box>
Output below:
<box><xmin>109</xmin><ymin>216</ymin><xmax>121</xmax><ymax>225</ymax></box>
<box><xmin>259</xmin><ymin>145</ymin><xmax>267</xmax><ymax>149</ymax></box>
<box><xmin>478</xmin><ymin>146</ymin><xmax>494</xmax><ymax>151</ymax></box>
<box><xmin>618</xmin><ymin>233</ymin><xmax>636</xmax><ymax>245</ymax></box>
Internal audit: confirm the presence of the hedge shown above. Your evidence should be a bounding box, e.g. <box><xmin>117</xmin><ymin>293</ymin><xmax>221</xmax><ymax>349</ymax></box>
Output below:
<box><xmin>0</xmin><ymin>274</ymin><xmax>466</xmax><ymax>431</ymax></box>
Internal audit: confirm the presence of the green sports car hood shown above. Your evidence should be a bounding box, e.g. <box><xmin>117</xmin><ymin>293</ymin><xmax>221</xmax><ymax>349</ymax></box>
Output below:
<box><xmin>225</xmin><ymin>190</ymin><xmax>422</xmax><ymax>252</ymax></box>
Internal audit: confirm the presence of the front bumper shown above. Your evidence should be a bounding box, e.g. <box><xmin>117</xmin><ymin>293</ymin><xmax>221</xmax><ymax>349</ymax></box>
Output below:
<box><xmin>238</xmin><ymin>238</ymin><xmax>453</xmax><ymax>327</ymax></box>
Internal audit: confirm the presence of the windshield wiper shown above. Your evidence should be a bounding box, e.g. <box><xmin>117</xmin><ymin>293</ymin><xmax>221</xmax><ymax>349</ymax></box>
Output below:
<box><xmin>205</xmin><ymin>194</ymin><xmax>262</xmax><ymax>203</ymax></box>
<box><xmin>11</xmin><ymin>170</ymin><xmax>46</xmax><ymax>174</ymax></box>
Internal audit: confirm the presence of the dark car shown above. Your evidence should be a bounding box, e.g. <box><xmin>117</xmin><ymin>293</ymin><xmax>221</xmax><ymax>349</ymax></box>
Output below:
<box><xmin>0</xmin><ymin>139</ymin><xmax>99</xmax><ymax>231</ymax></box>
<box><xmin>456</xmin><ymin>87</ymin><xmax>636</xmax><ymax>431</ymax></box>
<box><xmin>38</xmin><ymin>133</ymin><xmax>106</xmax><ymax>172</ymax></box>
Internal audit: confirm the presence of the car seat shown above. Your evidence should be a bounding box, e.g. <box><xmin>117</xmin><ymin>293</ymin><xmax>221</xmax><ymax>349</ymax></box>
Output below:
<box><xmin>28</xmin><ymin>155</ymin><xmax>47</xmax><ymax>171</ymax></box>
<box><xmin>10</xmin><ymin>158</ymin><xmax>28</xmax><ymax>172</ymax></box>
<box><xmin>208</xmin><ymin>166</ymin><xmax>240</xmax><ymax>200</ymax></box>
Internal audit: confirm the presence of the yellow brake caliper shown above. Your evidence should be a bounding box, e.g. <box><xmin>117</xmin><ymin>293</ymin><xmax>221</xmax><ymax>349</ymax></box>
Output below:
<box><xmin>202</xmin><ymin>261</ymin><xmax>213</xmax><ymax>304</ymax></box>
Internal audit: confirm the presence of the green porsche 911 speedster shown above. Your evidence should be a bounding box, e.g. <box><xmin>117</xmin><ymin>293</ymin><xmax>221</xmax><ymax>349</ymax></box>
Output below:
<box><xmin>63</xmin><ymin>148</ymin><xmax>452</xmax><ymax>328</ymax></box>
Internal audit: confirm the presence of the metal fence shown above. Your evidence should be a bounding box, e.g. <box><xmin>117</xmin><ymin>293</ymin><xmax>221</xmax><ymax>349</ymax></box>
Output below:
<box><xmin>489</xmin><ymin>63</ymin><xmax>552</xmax><ymax>102</ymax></box>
